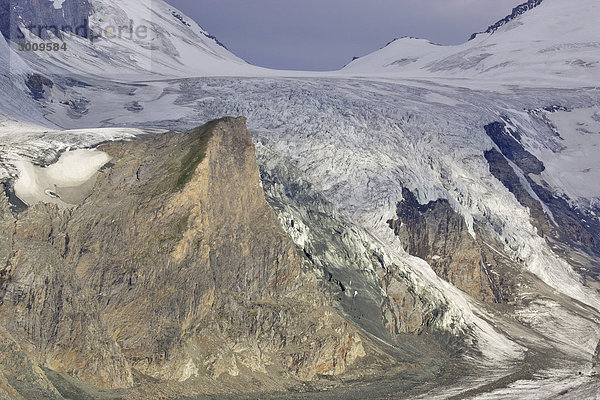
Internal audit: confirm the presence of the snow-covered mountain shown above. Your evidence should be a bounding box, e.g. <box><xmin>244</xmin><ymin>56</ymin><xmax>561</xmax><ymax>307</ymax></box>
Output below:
<box><xmin>8</xmin><ymin>0</ymin><xmax>261</xmax><ymax>78</ymax></box>
<box><xmin>1</xmin><ymin>0</ymin><xmax>600</xmax><ymax>398</ymax></box>
<box><xmin>343</xmin><ymin>0</ymin><xmax>600</xmax><ymax>87</ymax></box>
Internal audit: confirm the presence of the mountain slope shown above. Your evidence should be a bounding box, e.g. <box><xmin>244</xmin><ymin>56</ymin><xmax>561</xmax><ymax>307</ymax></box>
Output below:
<box><xmin>5</xmin><ymin>0</ymin><xmax>261</xmax><ymax>78</ymax></box>
<box><xmin>0</xmin><ymin>33</ymin><xmax>43</xmax><ymax>123</ymax></box>
<box><xmin>342</xmin><ymin>0</ymin><xmax>600</xmax><ymax>87</ymax></box>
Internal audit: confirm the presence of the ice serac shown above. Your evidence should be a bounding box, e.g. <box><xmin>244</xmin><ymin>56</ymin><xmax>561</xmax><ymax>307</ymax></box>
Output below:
<box><xmin>0</xmin><ymin>118</ymin><xmax>370</xmax><ymax>397</ymax></box>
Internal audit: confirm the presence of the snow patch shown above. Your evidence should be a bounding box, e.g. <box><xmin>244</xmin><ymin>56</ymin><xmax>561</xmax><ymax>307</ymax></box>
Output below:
<box><xmin>14</xmin><ymin>149</ymin><xmax>110</xmax><ymax>207</ymax></box>
<box><xmin>49</xmin><ymin>0</ymin><xmax>66</xmax><ymax>9</ymax></box>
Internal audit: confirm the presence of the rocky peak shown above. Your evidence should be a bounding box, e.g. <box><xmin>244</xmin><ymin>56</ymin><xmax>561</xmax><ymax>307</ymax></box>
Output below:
<box><xmin>0</xmin><ymin>118</ymin><xmax>370</xmax><ymax>397</ymax></box>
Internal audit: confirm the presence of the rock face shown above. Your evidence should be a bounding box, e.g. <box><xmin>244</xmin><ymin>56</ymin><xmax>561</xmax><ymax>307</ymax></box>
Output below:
<box><xmin>469</xmin><ymin>0</ymin><xmax>544</xmax><ymax>40</ymax></box>
<box><xmin>0</xmin><ymin>0</ymin><xmax>92</xmax><ymax>41</ymax></box>
<box><xmin>25</xmin><ymin>73</ymin><xmax>54</xmax><ymax>100</ymax></box>
<box><xmin>484</xmin><ymin>122</ymin><xmax>545</xmax><ymax>175</ymax></box>
<box><xmin>0</xmin><ymin>326</ymin><xmax>63</xmax><ymax>400</ymax></box>
<box><xmin>484</xmin><ymin>148</ymin><xmax>552</xmax><ymax>238</ymax></box>
<box><xmin>0</xmin><ymin>118</ymin><xmax>366</xmax><ymax>397</ymax></box>
<box><xmin>387</xmin><ymin>188</ymin><xmax>500</xmax><ymax>303</ymax></box>
<box><xmin>484</xmin><ymin>120</ymin><xmax>600</xmax><ymax>255</ymax></box>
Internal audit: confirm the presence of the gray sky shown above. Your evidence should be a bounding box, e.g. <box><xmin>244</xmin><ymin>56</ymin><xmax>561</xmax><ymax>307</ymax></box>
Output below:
<box><xmin>166</xmin><ymin>0</ymin><xmax>524</xmax><ymax>71</ymax></box>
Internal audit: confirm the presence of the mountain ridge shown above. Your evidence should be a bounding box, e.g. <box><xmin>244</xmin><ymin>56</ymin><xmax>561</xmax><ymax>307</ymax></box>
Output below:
<box><xmin>342</xmin><ymin>0</ymin><xmax>600</xmax><ymax>88</ymax></box>
<box><xmin>469</xmin><ymin>0</ymin><xmax>545</xmax><ymax>40</ymax></box>
<box><xmin>2</xmin><ymin>0</ymin><xmax>257</xmax><ymax>78</ymax></box>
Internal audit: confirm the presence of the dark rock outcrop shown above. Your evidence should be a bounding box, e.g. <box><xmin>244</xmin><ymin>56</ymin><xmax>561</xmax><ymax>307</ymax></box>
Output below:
<box><xmin>469</xmin><ymin>0</ymin><xmax>545</xmax><ymax>40</ymax></box>
<box><xmin>527</xmin><ymin>177</ymin><xmax>600</xmax><ymax>254</ymax></box>
<box><xmin>0</xmin><ymin>0</ymin><xmax>92</xmax><ymax>41</ymax></box>
<box><xmin>484</xmin><ymin>148</ymin><xmax>552</xmax><ymax>238</ymax></box>
<box><xmin>484</xmin><ymin>120</ymin><xmax>600</xmax><ymax>256</ymax></box>
<box><xmin>484</xmin><ymin>121</ymin><xmax>545</xmax><ymax>175</ymax></box>
<box><xmin>387</xmin><ymin>188</ymin><xmax>501</xmax><ymax>302</ymax></box>
<box><xmin>25</xmin><ymin>73</ymin><xmax>53</xmax><ymax>100</ymax></box>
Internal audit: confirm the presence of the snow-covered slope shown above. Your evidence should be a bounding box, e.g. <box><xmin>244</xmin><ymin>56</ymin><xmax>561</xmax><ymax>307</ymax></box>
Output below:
<box><xmin>342</xmin><ymin>0</ymin><xmax>600</xmax><ymax>87</ymax></box>
<box><xmin>0</xmin><ymin>29</ymin><xmax>28</xmax><ymax>75</ymax></box>
<box><xmin>0</xmin><ymin>33</ymin><xmax>49</xmax><ymax>125</ymax></box>
<box><xmin>15</xmin><ymin>0</ymin><xmax>263</xmax><ymax>79</ymax></box>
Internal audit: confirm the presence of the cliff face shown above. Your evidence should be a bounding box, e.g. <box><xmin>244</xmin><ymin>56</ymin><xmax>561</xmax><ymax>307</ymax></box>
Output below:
<box><xmin>484</xmin><ymin>120</ymin><xmax>600</xmax><ymax>256</ymax></box>
<box><xmin>0</xmin><ymin>0</ymin><xmax>92</xmax><ymax>41</ymax></box>
<box><xmin>387</xmin><ymin>189</ymin><xmax>503</xmax><ymax>303</ymax></box>
<box><xmin>0</xmin><ymin>118</ymin><xmax>366</xmax><ymax>397</ymax></box>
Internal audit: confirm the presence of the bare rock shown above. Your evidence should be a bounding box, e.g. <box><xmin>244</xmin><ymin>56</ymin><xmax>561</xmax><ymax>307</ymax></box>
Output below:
<box><xmin>0</xmin><ymin>117</ymin><xmax>366</xmax><ymax>397</ymax></box>
<box><xmin>388</xmin><ymin>188</ymin><xmax>498</xmax><ymax>302</ymax></box>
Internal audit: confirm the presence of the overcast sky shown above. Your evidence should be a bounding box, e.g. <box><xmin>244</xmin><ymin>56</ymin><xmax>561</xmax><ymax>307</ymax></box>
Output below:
<box><xmin>166</xmin><ymin>0</ymin><xmax>524</xmax><ymax>71</ymax></box>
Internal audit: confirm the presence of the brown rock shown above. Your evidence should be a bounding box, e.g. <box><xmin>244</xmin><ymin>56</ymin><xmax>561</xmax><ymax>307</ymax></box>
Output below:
<box><xmin>0</xmin><ymin>118</ymin><xmax>366</xmax><ymax>396</ymax></box>
<box><xmin>388</xmin><ymin>188</ymin><xmax>498</xmax><ymax>302</ymax></box>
